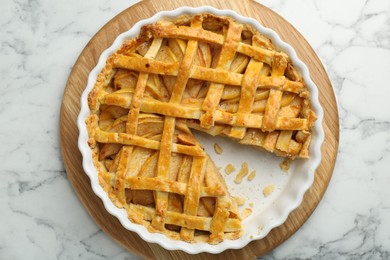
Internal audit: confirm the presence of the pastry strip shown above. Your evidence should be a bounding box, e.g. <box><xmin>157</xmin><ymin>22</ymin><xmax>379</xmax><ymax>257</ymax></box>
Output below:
<box><xmin>153</xmin><ymin>16</ymin><xmax>204</xmax><ymax>231</ymax></box>
<box><xmin>112</xmin><ymin>55</ymin><xmax>306</xmax><ymax>93</ymax></box>
<box><xmin>228</xmin><ymin>37</ymin><xmax>264</xmax><ymax>139</ymax></box>
<box><xmin>126</xmin><ymin>175</ymin><xmax>225</xmax><ymax>197</ymax></box>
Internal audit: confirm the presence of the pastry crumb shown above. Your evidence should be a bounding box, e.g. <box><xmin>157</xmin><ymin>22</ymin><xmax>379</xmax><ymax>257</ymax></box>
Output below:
<box><xmin>258</xmin><ymin>225</ymin><xmax>264</xmax><ymax>234</ymax></box>
<box><xmin>234</xmin><ymin>162</ymin><xmax>249</xmax><ymax>184</ymax></box>
<box><xmin>225</xmin><ymin>163</ymin><xmax>235</xmax><ymax>175</ymax></box>
<box><xmin>280</xmin><ymin>158</ymin><xmax>292</xmax><ymax>173</ymax></box>
<box><xmin>249</xmin><ymin>202</ymin><xmax>254</xmax><ymax>207</ymax></box>
<box><xmin>247</xmin><ymin>170</ymin><xmax>256</xmax><ymax>181</ymax></box>
<box><xmin>213</xmin><ymin>143</ymin><xmax>223</xmax><ymax>154</ymax></box>
<box><xmin>234</xmin><ymin>196</ymin><xmax>246</xmax><ymax>206</ymax></box>
<box><xmin>262</xmin><ymin>184</ymin><xmax>275</xmax><ymax>197</ymax></box>
<box><xmin>241</xmin><ymin>208</ymin><xmax>252</xmax><ymax>220</ymax></box>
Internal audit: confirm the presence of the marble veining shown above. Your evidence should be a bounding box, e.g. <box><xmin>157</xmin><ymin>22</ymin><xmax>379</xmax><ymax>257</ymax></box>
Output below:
<box><xmin>1</xmin><ymin>0</ymin><xmax>389</xmax><ymax>259</ymax></box>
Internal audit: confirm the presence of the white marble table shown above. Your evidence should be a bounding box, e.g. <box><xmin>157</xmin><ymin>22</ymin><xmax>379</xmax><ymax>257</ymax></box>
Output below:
<box><xmin>1</xmin><ymin>0</ymin><xmax>389</xmax><ymax>259</ymax></box>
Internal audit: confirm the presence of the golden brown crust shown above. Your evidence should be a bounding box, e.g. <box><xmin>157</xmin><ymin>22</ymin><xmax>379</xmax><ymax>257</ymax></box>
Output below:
<box><xmin>85</xmin><ymin>12</ymin><xmax>316</xmax><ymax>244</ymax></box>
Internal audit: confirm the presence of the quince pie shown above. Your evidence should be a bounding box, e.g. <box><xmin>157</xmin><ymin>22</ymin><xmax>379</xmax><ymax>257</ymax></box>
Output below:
<box><xmin>86</xmin><ymin>13</ymin><xmax>316</xmax><ymax>244</ymax></box>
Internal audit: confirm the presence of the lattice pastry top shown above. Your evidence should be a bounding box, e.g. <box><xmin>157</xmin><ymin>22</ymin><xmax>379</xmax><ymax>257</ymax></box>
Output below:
<box><xmin>86</xmin><ymin>13</ymin><xmax>316</xmax><ymax>244</ymax></box>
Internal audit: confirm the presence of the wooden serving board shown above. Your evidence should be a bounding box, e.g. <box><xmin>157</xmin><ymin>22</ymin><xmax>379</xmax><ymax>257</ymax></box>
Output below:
<box><xmin>60</xmin><ymin>0</ymin><xmax>339</xmax><ymax>259</ymax></box>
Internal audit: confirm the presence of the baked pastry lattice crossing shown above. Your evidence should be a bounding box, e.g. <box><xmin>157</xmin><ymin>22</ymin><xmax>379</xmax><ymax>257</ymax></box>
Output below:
<box><xmin>86</xmin><ymin>13</ymin><xmax>316</xmax><ymax>243</ymax></box>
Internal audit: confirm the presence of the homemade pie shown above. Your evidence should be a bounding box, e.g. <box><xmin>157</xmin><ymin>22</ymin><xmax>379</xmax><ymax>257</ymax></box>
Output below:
<box><xmin>86</xmin><ymin>13</ymin><xmax>316</xmax><ymax>244</ymax></box>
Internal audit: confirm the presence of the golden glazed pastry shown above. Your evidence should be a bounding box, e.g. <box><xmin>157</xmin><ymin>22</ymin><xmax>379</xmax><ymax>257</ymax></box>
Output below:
<box><xmin>86</xmin><ymin>13</ymin><xmax>316</xmax><ymax>244</ymax></box>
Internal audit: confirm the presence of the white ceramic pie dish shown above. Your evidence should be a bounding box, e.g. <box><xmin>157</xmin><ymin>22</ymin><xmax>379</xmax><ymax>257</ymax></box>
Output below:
<box><xmin>77</xmin><ymin>6</ymin><xmax>324</xmax><ymax>254</ymax></box>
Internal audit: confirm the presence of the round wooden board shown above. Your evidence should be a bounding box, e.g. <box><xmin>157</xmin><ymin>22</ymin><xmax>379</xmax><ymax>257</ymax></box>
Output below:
<box><xmin>60</xmin><ymin>0</ymin><xmax>339</xmax><ymax>259</ymax></box>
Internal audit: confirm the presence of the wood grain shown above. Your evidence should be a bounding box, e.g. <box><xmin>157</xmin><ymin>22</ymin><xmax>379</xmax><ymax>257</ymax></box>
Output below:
<box><xmin>60</xmin><ymin>0</ymin><xmax>339</xmax><ymax>259</ymax></box>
